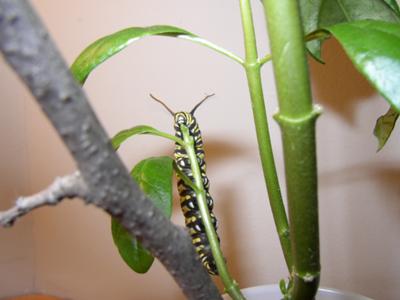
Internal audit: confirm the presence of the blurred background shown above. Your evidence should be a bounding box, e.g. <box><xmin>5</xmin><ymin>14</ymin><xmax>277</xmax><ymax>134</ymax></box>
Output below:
<box><xmin>1</xmin><ymin>1</ymin><xmax>399</xmax><ymax>299</ymax></box>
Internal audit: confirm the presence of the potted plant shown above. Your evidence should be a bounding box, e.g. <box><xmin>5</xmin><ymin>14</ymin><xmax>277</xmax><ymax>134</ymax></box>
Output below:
<box><xmin>0</xmin><ymin>0</ymin><xmax>399</xmax><ymax>299</ymax></box>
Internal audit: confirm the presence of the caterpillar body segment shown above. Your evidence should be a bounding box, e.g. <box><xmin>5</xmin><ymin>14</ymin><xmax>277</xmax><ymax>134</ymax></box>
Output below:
<box><xmin>174</xmin><ymin>111</ymin><xmax>219</xmax><ymax>275</ymax></box>
<box><xmin>150</xmin><ymin>94</ymin><xmax>220</xmax><ymax>275</ymax></box>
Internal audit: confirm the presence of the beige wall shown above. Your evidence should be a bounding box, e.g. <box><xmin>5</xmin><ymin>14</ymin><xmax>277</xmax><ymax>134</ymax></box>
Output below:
<box><xmin>1</xmin><ymin>1</ymin><xmax>400</xmax><ymax>299</ymax></box>
<box><xmin>0</xmin><ymin>56</ymin><xmax>35</xmax><ymax>297</ymax></box>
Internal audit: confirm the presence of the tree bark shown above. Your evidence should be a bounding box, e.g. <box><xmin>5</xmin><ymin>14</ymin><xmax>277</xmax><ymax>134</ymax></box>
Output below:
<box><xmin>0</xmin><ymin>1</ymin><xmax>221</xmax><ymax>299</ymax></box>
<box><xmin>0</xmin><ymin>172</ymin><xmax>86</xmax><ymax>227</ymax></box>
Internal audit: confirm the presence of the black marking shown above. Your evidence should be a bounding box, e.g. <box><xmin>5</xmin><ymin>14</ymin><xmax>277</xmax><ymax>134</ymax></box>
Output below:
<box><xmin>153</xmin><ymin>94</ymin><xmax>220</xmax><ymax>275</ymax></box>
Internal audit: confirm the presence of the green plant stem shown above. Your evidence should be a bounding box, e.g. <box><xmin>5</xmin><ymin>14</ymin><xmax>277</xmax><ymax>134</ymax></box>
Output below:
<box><xmin>180</xmin><ymin>35</ymin><xmax>245</xmax><ymax>65</ymax></box>
<box><xmin>262</xmin><ymin>0</ymin><xmax>321</xmax><ymax>299</ymax></box>
<box><xmin>259</xmin><ymin>53</ymin><xmax>272</xmax><ymax>66</ymax></box>
<box><xmin>239</xmin><ymin>0</ymin><xmax>293</xmax><ymax>271</ymax></box>
<box><xmin>112</xmin><ymin>126</ymin><xmax>185</xmax><ymax>151</ymax></box>
<box><xmin>173</xmin><ymin>162</ymin><xmax>199</xmax><ymax>192</ymax></box>
<box><xmin>180</xmin><ymin>125</ymin><xmax>245</xmax><ymax>300</ymax></box>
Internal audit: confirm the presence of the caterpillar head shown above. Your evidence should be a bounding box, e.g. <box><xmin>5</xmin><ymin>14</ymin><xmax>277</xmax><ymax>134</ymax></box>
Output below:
<box><xmin>174</xmin><ymin>112</ymin><xmax>193</xmax><ymax>127</ymax></box>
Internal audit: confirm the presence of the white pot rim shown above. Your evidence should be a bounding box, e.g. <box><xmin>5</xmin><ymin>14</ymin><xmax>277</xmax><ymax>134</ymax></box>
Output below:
<box><xmin>318</xmin><ymin>286</ymin><xmax>372</xmax><ymax>299</ymax></box>
<box><xmin>223</xmin><ymin>284</ymin><xmax>373</xmax><ymax>300</ymax></box>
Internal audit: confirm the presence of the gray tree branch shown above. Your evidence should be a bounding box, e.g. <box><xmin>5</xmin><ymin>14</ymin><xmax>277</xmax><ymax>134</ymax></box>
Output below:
<box><xmin>0</xmin><ymin>1</ymin><xmax>222</xmax><ymax>299</ymax></box>
<box><xmin>0</xmin><ymin>172</ymin><xmax>86</xmax><ymax>227</ymax></box>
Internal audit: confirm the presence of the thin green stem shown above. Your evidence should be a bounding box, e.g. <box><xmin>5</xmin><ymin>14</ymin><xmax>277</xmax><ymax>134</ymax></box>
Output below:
<box><xmin>239</xmin><ymin>0</ymin><xmax>258</xmax><ymax>63</ymax></box>
<box><xmin>259</xmin><ymin>53</ymin><xmax>272</xmax><ymax>66</ymax></box>
<box><xmin>154</xmin><ymin>130</ymin><xmax>185</xmax><ymax>145</ymax></box>
<box><xmin>180</xmin><ymin>35</ymin><xmax>245</xmax><ymax>65</ymax></box>
<box><xmin>239</xmin><ymin>0</ymin><xmax>293</xmax><ymax>271</ymax></box>
<box><xmin>111</xmin><ymin>125</ymin><xmax>185</xmax><ymax>151</ymax></box>
<box><xmin>181</xmin><ymin>125</ymin><xmax>245</xmax><ymax>300</ymax></box>
<box><xmin>173</xmin><ymin>162</ymin><xmax>199</xmax><ymax>192</ymax></box>
<box><xmin>262</xmin><ymin>1</ymin><xmax>321</xmax><ymax>299</ymax></box>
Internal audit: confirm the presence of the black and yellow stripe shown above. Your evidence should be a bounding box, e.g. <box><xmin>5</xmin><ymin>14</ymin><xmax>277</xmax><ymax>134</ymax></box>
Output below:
<box><xmin>174</xmin><ymin>111</ymin><xmax>219</xmax><ymax>275</ymax></box>
<box><xmin>150</xmin><ymin>94</ymin><xmax>219</xmax><ymax>275</ymax></box>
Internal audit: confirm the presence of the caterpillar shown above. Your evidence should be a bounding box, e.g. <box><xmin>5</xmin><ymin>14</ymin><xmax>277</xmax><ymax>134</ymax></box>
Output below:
<box><xmin>150</xmin><ymin>94</ymin><xmax>220</xmax><ymax>275</ymax></box>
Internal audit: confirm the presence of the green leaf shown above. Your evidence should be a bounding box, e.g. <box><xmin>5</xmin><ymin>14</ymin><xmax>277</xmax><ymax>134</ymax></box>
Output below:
<box><xmin>131</xmin><ymin>157</ymin><xmax>174</xmax><ymax>218</ymax></box>
<box><xmin>71</xmin><ymin>26</ymin><xmax>192</xmax><ymax>84</ymax></box>
<box><xmin>111</xmin><ymin>156</ymin><xmax>174</xmax><ymax>274</ymax></box>
<box><xmin>111</xmin><ymin>220</ymin><xmax>154</xmax><ymax>274</ymax></box>
<box><xmin>111</xmin><ymin>125</ymin><xmax>182</xmax><ymax>151</ymax></box>
<box><xmin>326</xmin><ymin>20</ymin><xmax>400</xmax><ymax>112</ymax></box>
<box><xmin>374</xmin><ymin>106</ymin><xmax>399</xmax><ymax>151</ymax></box>
<box><xmin>279</xmin><ymin>279</ymin><xmax>287</xmax><ymax>294</ymax></box>
<box><xmin>299</xmin><ymin>0</ymin><xmax>400</xmax><ymax>60</ymax></box>
<box><xmin>299</xmin><ymin>0</ymin><xmax>324</xmax><ymax>60</ymax></box>
<box><xmin>318</xmin><ymin>0</ymin><xmax>400</xmax><ymax>28</ymax></box>
<box><xmin>383</xmin><ymin>0</ymin><xmax>400</xmax><ymax>16</ymax></box>
<box><xmin>70</xmin><ymin>25</ymin><xmax>243</xmax><ymax>84</ymax></box>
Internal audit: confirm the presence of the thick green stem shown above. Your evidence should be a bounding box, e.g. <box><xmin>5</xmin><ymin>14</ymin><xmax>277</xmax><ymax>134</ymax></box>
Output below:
<box><xmin>262</xmin><ymin>0</ymin><xmax>321</xmax><ymax>299</ymax></box>
<box><xmin>181</xmin><ymin>126</ymin><xmax>245</xmax><ymax>300</ymax></box>
<box><xmin>239</xmin><ymin>0</ymin><xmax>293</xmax><ymax>271</ymax></box>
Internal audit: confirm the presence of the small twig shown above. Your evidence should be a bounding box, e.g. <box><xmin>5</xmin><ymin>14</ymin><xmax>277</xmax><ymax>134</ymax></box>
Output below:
<box><xmin>0</xmin><ymin>172</ymin><xmax>87</xmax><ymax>227</ymax></box>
